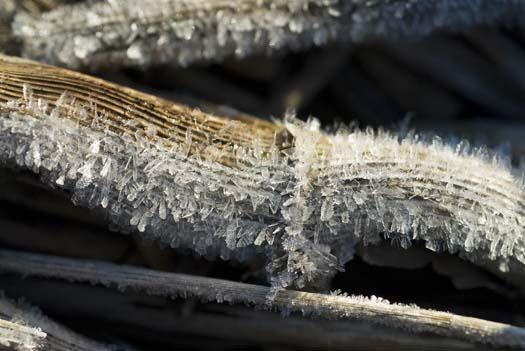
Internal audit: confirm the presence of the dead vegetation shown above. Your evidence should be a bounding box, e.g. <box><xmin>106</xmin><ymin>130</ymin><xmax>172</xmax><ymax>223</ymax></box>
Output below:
<box><xmin>1</xmin><ymin>1</ymin><xmax>525</xmax><ymax>350</ymax></box>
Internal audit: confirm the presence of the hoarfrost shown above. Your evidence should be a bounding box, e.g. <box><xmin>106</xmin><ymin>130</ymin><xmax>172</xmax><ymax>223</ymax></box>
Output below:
<box><xmin>12</xmin><ymin>0</ymin><xmax>525</xmax><ymax>69</ymax></box>
<box><xmin>1</xmin><ymin>249</ymin><xmax>524</xmax><ymax>349</ymax></box>
<box><xmin>0</xmin><ymin>292</ymin><xmax>124</xmax><ymax>351</ymax></box>
<box><xmin>0</xmin><ymin>86</ymin><xmax>524</xmax><ymax>288</ymax></box>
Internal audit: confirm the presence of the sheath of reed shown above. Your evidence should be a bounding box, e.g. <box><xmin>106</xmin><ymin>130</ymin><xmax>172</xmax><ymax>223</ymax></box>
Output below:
<box><xmin>0</xmin><ymin>54</ymin><xmax>524</xmax><ymax>289</ymax></box>
<box><xmin>11</xmin><ymin>0</ymin><xmax>525</xmax><ymax>70</ymax></box>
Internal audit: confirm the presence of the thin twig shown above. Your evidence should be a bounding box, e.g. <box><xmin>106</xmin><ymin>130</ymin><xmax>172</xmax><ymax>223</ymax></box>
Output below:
<box><xmin>0</xmin><ymin>249</ymin><xmax>523</xmax><ymax>349</ymax></box>
<box><xmin>0</xmin><ymin>276</ymin><xmax>484</xmax><ymax>351</ymax></box>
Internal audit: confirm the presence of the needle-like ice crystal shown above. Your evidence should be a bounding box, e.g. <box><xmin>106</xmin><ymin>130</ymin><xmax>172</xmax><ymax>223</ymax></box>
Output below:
<box><xmin>12</xmin><ymin>0</ymin><xmax>525</xmax><ymax>69</ymax></box>
<box><xmin>0</xmin><ymin>79</ymin><xmax>524</xmax><ymax>288</ymax></box>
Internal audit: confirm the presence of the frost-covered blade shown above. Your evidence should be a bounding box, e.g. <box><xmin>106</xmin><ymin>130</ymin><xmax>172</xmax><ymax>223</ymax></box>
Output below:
<box><xmin>0</xmin><ymin>318</ymin><xmax>45</xmax><ymax>351</ymax></box>
<box><xmin>12</xmin><ymin>0</ymin><xmax>525</xmax><ymax>69</ymax></box>
<box><xmin>0</xmin><ymin>292</ymin><xmax>126</xmax><ymax>351</ymax></box>
<box><xmin>1</xmin><ymin>249</ymin><xmax>525</xmax><ymax>349</ymax></box>
<box><xmin>0</xmin><ymin>0</ymin><xmax>66</xmax><ymax>54</ymax></box>
<box><xmin>0</xmin><ymin>54</ymin><xmax>524</xmax><ymax>289</ymax></box>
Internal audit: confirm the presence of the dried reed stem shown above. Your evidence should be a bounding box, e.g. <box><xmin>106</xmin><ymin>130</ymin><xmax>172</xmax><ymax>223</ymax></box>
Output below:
<box><xmin>12</xmin><ymin>0</ymin><xmax>525</xmax><ymax>69</ymax></box>
<box><xmin>0</xmin><ymin>54</ymin><xmax>523</xmax><ymax>289</ymax></box>
<box><xmin>0</xmin><ymin>249</ymin><xmax>523</xmax><ymax>349</ymax></box>
<box><xmin>0</xmin><ymin>294</ymin><xmax>119</xmax><ymax>351</ymax></box>
<box><xmin>0</xmin><ymin>318</ymin><xmax>45</xmax><ymax>351</ymax></box>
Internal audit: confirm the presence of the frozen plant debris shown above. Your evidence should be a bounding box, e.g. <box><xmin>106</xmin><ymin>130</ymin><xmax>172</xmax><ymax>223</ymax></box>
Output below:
<box><xmin>0</xmin><ymin>0</ymin><xmax>65</xmax><ymax>54</ymax></box>
<box><xmin>0</xmin><ymin>55</ymin><xmax>524</xmax><ymax>289</ymax></box>
<box><xmin>11</xmin><ymin>0</ymin><xmax>525</xmax><ymax>70</ymax></box>
<box><xmin>0</xmin><ymin>0</ymin><xmax>17</xmax><ymax>54</ymax></box>
<box><xmin>0</xmin><ymin>292</ymin><xmax>120</xmax><ymax>351</ymax></box>
<box><xmin>0</xmin><ymin>318</ymin><xmax>45</xmax><ymax>351</ymax></box>
<box><xmin>2</xmin><ymin>249</ymin><xmax>525</xmax><ymax>349</ymax></box>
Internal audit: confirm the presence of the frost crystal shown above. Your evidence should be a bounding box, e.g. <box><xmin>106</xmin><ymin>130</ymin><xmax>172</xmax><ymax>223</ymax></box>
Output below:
<box><xmin>0</xmin><ymin>292</ymin><xmax>122</xmax><ymax>351</ymax></box>
<box><xmin>12</xmin><ymin>0</ymin><xmax>525</xmax><ymax>69</ymax></box>
<box><xmin>0</xmin><ymin>81</ymin><xmax>524</xmax><ymax>289</ymax></box>
<box><xmin>0</xmin><ymin>1</ymin><xmax>17</xmax><ymax>54</ymax></box>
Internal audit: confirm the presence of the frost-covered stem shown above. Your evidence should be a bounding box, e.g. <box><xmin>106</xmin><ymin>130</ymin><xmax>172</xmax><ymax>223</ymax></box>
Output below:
<box><xmin>0</xmin><ymin>0</ymin><xmax>64</xmax><ymax>54</ymax></box>
<box><xmin>12</xmin><ymin>0</ymin><xmax>525</xmax><ymax>69</ymax></box>
<box><xmin>0</xmin><ymin>318</ymin><xmax>45</xmax><ymax>351</ymax></box>
<box><xmin>0</xmin><ymin>249</ymin><xmax>524</xmax><ymax>349</ymax></box>
<box><xmin>1</xmin><ymin>277</ymin><xmax>481</xmax><ymax>351</ymax></box>
<box><xmin>0</xmin><ymin>54</ymin><xmax>285</xmax><ymax>158</ymax></box>
<box><xmin>0</xmin><ymin>294</ymin><xmax>117</xmax><ymax>351</ymax></box>
<box><xmin>0</xmin><ymin>54</ymin><xmax>524</xmax><ymax>289</ymax></box>
<box><xmin>0</xmin><ymin>0</ymin><xmax>17</xmax><ymax>53</ymax></box>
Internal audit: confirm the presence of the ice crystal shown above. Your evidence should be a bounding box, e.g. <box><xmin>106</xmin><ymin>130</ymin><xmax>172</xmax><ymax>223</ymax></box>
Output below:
<box><xmin>0</xmin><ymin>297</ymin><xmax>46</xmax><ymax>351</ymax></box>
<box><xmin>0</xmin><ymin>324</ymin><xmax>44</xmax><ymax>351</ymax></box>
<box><xmin>12</xmin><ymin>0</ymin><xmax>525</xmax><ymax>69</ymax></box>
<box><xmin>0</xmin><ymin>292</ymin><xmax>121</xmax><ymax>351</ymax></box>
<box><xmin>0</xmin><ymin>86</ymin><xmax>524</xmax><ymax>288</ymax></box>
<box><xmin>2</xmin><ymin>249</ymin><xmax>524</xmax><ymax>349</ymax></box>
<box><xmin>0</xmin><ymin>1</ymin><xmax>17</xmax><ymax>54</ymax></box>
<box><xmin>0</xmin><ymin>318</ymin><xmax>45</xmax><ymax>351</ymax></box>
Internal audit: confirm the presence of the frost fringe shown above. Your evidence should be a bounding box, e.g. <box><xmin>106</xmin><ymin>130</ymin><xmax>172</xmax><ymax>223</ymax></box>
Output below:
<box><xmin>0</xmin><ymin>56</ymin><xmax>524</xmax><ymax>288</ymax></box>
<box><xmin>12</xmin><ymin>0</ymin><xmax>525</xmax><ymax>69</ymax></box>
<box><xmin>0</xmin><ymin>318</ymin><xmax>45</xmax><ymax>351</ymax></box>
<box><xmin>0</xmin><ymin>292</ymin><xmax>121</xmax><ymax>351</ymax></box>
<box><xmin>1</xmin><ymin>249</ymin><xmax>525</xmax><ymax>349</ymax></box>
